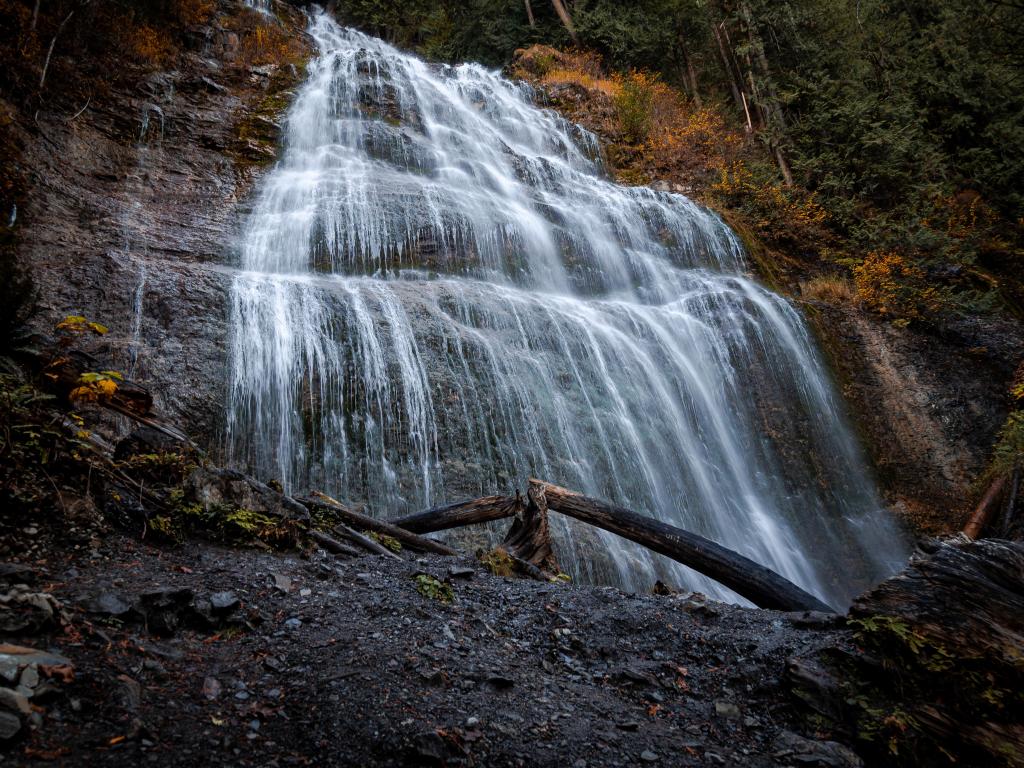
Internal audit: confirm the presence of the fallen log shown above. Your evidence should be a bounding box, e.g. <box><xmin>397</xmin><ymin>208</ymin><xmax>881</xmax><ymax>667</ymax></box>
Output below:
<box><xmin>963</xmin><ymin>473</ymin><xmax>1008</xmax><ymax>539</ymax></box>
<box><xmin>390</xmin><ymin>495</ymin><xmax>523</xmax><ymax>534</ymax></box>
<box><xmin>307</xmin><ymin>529</ymin><xmax>362</xmax><ymax>558</ymax></box>
<box><xmin>500</xmin><ymin>482</ymin><xmax>560</xmax><ymax>574</ymax></box>
<box><xmin>532</xmin><ymin>479</ymin><xmax>832</xmax><ymax>612</ymax></box>
<box><xmin>333</xmin><ymin>521</ymin><xmax>403</xmax><ymax>561</ymax></box>
<box><xmin>837</xmin><ymin>538</ymin><xmax>1024</xmax><ymax>765</ymax></box>
<box><xmin>299</xmin><ymin>493</ymin><xmax>459</xmax><ymax>556</ymax></box>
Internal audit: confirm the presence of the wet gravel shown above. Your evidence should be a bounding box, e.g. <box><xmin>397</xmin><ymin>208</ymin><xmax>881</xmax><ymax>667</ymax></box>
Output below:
<box><xmin>5</xmin><ymin>535</ymin><xmax>858</xmax><ymax>766</ymax></box>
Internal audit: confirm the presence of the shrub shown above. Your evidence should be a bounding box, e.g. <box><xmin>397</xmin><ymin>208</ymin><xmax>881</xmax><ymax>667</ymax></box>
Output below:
<box><xmin>800</xmin><ymin>275</ymin><xmax>856</xmax><ymax>305</ymax></box>
<box><xmin>414</xmin><ymin>574</ymin><xmax>453</xmax><ymax>603</ymax></box>
<box><xmin>711</xmin><ymin>161</ymin><xmax>828</xmax><ymax>245</ymax></box>
<box><xmin>987</xmin><ymin>411</ymin><xmax>1024</xmax><ymax>480</ymax></box>
<box><xmin>612</xmin><ymin>70</ymin><xmax>657</xmax><ymax>143</ymax></box>
<box><xmin>852</xmin><ymin>251</ymin><xmax>944</xmax><ymax>326</ymax></box>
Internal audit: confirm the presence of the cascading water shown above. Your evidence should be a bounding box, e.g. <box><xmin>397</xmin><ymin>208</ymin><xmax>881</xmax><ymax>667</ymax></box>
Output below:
<box><xmin>226</xmin><ymin>11</ymin><xmax>907</xmax><ymax>606</ymax></box>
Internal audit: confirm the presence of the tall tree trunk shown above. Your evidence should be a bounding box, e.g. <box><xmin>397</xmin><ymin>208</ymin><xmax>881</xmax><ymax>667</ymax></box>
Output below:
<box><xmin>739</xmin><ymin>1</ymin><xmax>794</xmax><ymax>184</ymax></box>
<box><xmin>550</xmin><ymin>0</ymin><xmax>578</xmax><ymax>43</ymax></box>
<box><xmin>678</xmin><ymin>34</ymin><xmax>703</xmax><ymax>107</ymax></box>
<box><xmin>524</xmin><ymin>0</ymin><xmax>535</xmax><ymax>26</ymax></box>
<box><xmin>712</xmin><ymin>22</ymin><xmax>746</xmax><ymax>120</ymax></box>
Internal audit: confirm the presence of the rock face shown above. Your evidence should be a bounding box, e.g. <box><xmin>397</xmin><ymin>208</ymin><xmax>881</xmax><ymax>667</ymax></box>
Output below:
<box><xmin>808</xmin><ymin>304</ymin><xmax>1023</xmax><ymax>531</ymax></box>
<box><xmin>9</xmin><ymin>2</ymin><xmax>310</xmax><ymax>451</ymax></box>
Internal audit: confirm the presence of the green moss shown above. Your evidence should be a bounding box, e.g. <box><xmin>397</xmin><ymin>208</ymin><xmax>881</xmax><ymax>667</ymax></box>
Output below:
<box><xmin>147</xmin><ymin>514</ymin><xmax>183</xmax><ymax>542</ymax></box>
<box><xmin>478</xmin><ymin>547</ymin><xmax>514</xmax><ymax>577</ymax></box>
<box><xmin>414</xmin><ymin>574</ymin><xmax>453</xmax><ymax>603</ymax></box>
<box><xmin>232</xmin><ymin>61</ymin><xmax>309</xmax><ymax>169</ymax></box>
<box><xmin>367</xmin><ymin>530</ymin><xmax>402</xmax><ymax>552</ymax></box>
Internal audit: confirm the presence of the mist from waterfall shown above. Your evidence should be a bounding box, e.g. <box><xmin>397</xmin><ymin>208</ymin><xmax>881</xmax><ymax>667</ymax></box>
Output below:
<box><xmin>225</xmin><ymin>11</ymin><xmax>907</xmax><ymax>606</ymax></box>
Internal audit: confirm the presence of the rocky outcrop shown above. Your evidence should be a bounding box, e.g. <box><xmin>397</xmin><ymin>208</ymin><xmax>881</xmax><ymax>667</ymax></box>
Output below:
<box><xmin>807</xmin><ymin>304</ymin><xmax>1023</xmax><ymax>531</ymax></box>
<box><xmin>8</xmin><ymin>1</ymin><xmax>310</xmax><ymax>451</ymax></box>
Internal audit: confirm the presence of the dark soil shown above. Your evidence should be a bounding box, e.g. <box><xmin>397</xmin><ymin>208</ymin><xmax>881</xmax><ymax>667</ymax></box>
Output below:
<box><xmin>3</xmin><ymin>532</ymin><xmax>857</xmax><ymax>767</ymax></box>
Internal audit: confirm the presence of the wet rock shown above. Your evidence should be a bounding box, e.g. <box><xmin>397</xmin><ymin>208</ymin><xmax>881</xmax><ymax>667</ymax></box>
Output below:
<box><xmin>0</xmin><ymin>564</ymin><xmax>37</xmax><ymax>587</ymax></box>
<box><xmin>0</xmin><ymin>586</ymin><xmax>68</xmax><ymax>633</ymax></box>
<box><xmin>714</xmin><ymin>700</ymin><xmax>741</xmax><ymax>718</ymax></box>
<box><xmin>0</xmin><ymin>710</ymin><xmax>21</xmax><ymax>741</ymax></box>
<box><xmin>785</xmin><ymin>611</ymin><xmax>845</xmax><ymax>630</ymax></box>
<box><xmin>92</xmin><ymin>591</ymin><xmax>135</xmax><ymax>618</ymax></box>
<box><xmin>640</xmin><ymin>750</ymin><xmax>659</xmax><ymax>762</ymax></box>
<box><xmin>412</xmin><ymin>730</ymin><xmax>447</xmax><ymax>761</ymax></box>
<box><xmin>113</xmin><ymin>426</ymin><xmax>185</xmax><ymax>462</ymax></box>
<box><xmin>210</xmin><ymin>591</ymin><xmax>240</xmax><ymax>614</ymax></box>
<box><xmin>202</xmin><ymin>677</ymin><xmax>222</xmax><ymax>700</ymax></box>
<box><xmin>773</xmin><ymin>731</ymin><xmax>863</xmax><ymax>767</ymax></box>
<box><xmin>0</xmin><ymin>687</ymin><xmax>32</xmax><ymax>715</ymax></box>
<box><xmin>272</xmin><ymin>571</ymin><xmax>293</xmax><ymax>593</ymax></box>
<box><xmin>448</xmin><ymin>566</ymin><xmax>475</xmax><ymax>580</ymax></box>
<box><xmin>613</xmin><ymin>666</ymin><xmax>659</xmax><ymax>687</ymax></box>
<box><xmin>186</xmin><ymin>467</ymin><xmax>310</xmax><ymax>522</ymax></box>
<box><xmin>199</xmin><ymin>76</ymin><xmax>227</xmax><ymax>93</ymax></box>
<box><xmin>263</xmin><ymin>656</ymin><xmax>286</xmax><ymax>674</ymax></box>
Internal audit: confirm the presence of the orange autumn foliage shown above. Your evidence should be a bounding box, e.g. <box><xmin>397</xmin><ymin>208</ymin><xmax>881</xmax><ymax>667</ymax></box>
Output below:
<box><xmin>853</xmin><ymin>251</ymin><xmax>943</xmax><ymax>324</ymax></box>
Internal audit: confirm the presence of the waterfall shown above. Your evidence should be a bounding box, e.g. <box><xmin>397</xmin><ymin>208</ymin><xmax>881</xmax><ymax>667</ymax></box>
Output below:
<box><xmin>226</xmin><ymin>11</ymin><xmax>907</xmax><ymax>605</ymax></box>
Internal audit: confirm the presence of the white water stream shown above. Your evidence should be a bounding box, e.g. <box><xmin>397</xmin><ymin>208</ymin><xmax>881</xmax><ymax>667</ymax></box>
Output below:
<box><xmin>226</xmin><ymin>12</ymin><xmax>906</xmax><ymax>605</ymax></box>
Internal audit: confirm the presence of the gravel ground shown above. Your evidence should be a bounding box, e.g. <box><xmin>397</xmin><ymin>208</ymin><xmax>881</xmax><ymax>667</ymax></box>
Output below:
<box><xmin>2</xmin><ymin>534</ymin><xmax>862</xmax><ymax>767</ymax></box>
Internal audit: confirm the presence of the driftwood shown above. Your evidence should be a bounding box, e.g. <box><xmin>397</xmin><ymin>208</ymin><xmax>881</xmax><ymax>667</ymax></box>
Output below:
<box><xmin>500</xmin><ymin>482</ymin><xmax>560</xmax><ymax>574</ymax></box>
<box><xmin>832</xmin><ymin>538</ymin><xmax>1024</xmax><ymax>765</ymax></box>
<box><xmin>333</xmin><ymin>521</ymin><xmax>403</xmax><ymax>561</ymax></box>
<box><xmin>307</xmin><ymin>529</ymin><xmax>362</xmax><ymax>558</ymax></box>
<box><xmin>394</xmin><ymin>480</ymin><xmax>831</xmax><ymax>612</ymax></box>
<box><xmin>390</xmin><ymin>495</ymin><xmax>524</xmax><ymax>534</ymax></box>
<box><xmin>299</xmin><ymin>493</ymin><xmax>459</xmax><ymax>556</ymax></box>
<box><xmin>533</xmin><ymin>480</ymin><xmax>832</xmax><ymax>612</ymax></box>
<box><xmin>963</xmin><ymin>473</ymin><xmax>1009</xmax><ymax>539</ymax></box>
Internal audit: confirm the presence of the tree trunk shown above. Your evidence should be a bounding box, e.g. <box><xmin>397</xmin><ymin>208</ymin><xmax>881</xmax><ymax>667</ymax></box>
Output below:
<box><xmin>300</xmin><ymin>492</ymin><xmax>459</xmax><ymax>556</ymax></box>
<box><xmin>842</xmin><ymin>538</ymin><xmax>1024</xmax><ymax>764</ymax></box>
<box><xmin>500</xmin><ymin>481</ymin><xmax>560</xmax><ymax>574</ymax></box>
<box><xmin>333</xmin><ymin>521</ymin><xmax>403</xmax><ymax>560</ymax></box>
<box><xmin>308</xmin><ymin>529</ymin><xmax>362</xmax><ymax>558</ymax></box>
<box><xmin>524</xmin><ymin>0</ymin><xmax>535</xmax><ymax>26</ymax></box>
<box><xmin>677</xmin><ymin>34</ymin><xmax>703</xmax><ymax>108</ymax></box>
<box><xmin>393</xmin><ymin>481</ymin><xmax>834</xmax><ymax>611</ymax></box>
<box><xmin>713</xmin><ymin>21</ymin><xmax>749</xmax><ymax>126</ymax></box>
<box><xmin>963</xmin><ymin>473</ymin><xmax>1009</xmax><ymax>539</ymax></box>
<box><xmin>390</xmin><ymin>495</ymin><xmax>524</xmax><ymax>534</ymax></box>
<box><xmin>533</xmin><ymin>479</ymin><xmax>833</xmax><ymax>612</ymax></box>
<box><xmin>739</xmin><ymin>1</ymin><xmax>794</xmax><ymax>184</ymax></box>
<box><xmin>550</xmin><ymin>0</ymin><xmax>578</xmax><ymax>43</ymax></box>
